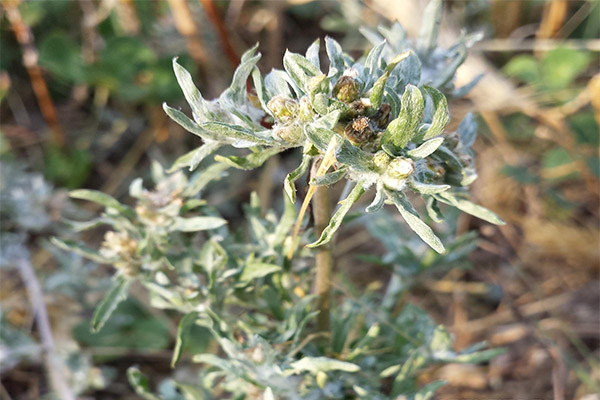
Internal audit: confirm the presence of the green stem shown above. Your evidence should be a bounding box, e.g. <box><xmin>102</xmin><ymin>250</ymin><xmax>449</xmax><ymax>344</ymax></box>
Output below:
<box><xmin>313</xmin><ymin>170</ymin><xmax>333</xmax><ymax>334</ymax></box>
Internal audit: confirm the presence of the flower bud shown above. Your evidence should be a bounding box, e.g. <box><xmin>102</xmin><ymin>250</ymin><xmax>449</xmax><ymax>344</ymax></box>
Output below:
<box><xmin>298</xmin><ymin>96</ymin><xmax>314</xmax><ymax>122</ymax></box>
<box><xmin>386</xmin><ymin>157</ymin><xmax>415</xmax><ymax>179</ymax></box>
<box><xmin>373</xmin><ymin>151</ymin><xmax>391</xmax><ymax>172</ymax></box>
<box><xmin>267</xmin><ymin>95</ymin><xmax>298</xmax><ymax>122</ymax></box>
<box><xmin>272</xmin><ymin>123</ymin><xmax>303</xmax><ymax>145</ymax></box>
<box><xmin>372</xmin><ymin>103</ymin><xmax>392</xmax><ymax>129</ymax></box>
<box><xmin>444</xmin><ymin>132</ymin><xmax>460</xmax><ymax>149</ymax></box>
<box><xmin>333</xmin><ymin>75</ymin><xmax>360</xmax><ymax>103</ymax></box>
<box><xmin>344</xmin><ymin>116</ymin><xmax>373</xmax><ymax>145</ymax></box>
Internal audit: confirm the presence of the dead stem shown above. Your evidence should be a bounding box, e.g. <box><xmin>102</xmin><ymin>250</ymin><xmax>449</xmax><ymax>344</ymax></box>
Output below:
<box><xmin>198</xmin><ymin>0</ymin><xmax>240</xmax><ymax>67</ymax></box>
<box><xmin>17</xmin><ymin>258</ymin><xmax>75</xmax><ymax>400</ymax></box>
<box><xmin>167</xmin><ymin>0</ymin><xmax>210</xmax><ymax>74</ymax></box>
<box><xmin>3</xmin><ymin>0</ymin><xmax>65</xmax><ymax>146</ymax></box>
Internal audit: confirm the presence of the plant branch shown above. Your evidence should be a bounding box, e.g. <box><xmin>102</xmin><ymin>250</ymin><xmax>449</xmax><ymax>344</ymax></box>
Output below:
<box><xmin>312</xmin><ymin>161</ymin><xmax>333</xmax><ymax>335</ymax></box>
<box><xmin>198</xmin><ymin>0</ymin><xmax>240</xmax><ymax>67</ymax></box>
<box><xmin>17</xmin><ymin>257</ymin><xmax>76</xmax><ymax>400</ymax></box>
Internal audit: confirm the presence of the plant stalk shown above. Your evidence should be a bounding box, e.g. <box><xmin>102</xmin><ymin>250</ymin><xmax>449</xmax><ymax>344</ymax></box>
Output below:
<box><xmin>312</xmin><ymin>165</ymin><xmax>333</xmax><ymax>333</ymax></box>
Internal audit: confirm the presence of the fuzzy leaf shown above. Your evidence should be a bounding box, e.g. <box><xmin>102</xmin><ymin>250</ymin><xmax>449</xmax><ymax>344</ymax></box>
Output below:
<box><xmin>363</xmin><ymin>40</ymin><xmax>387</xmax><ymax>85</ymax></box>
<box><xmin>421</xmin><ymin>86</ymin><xmax>449</xmax><ymax>140</ymax></box>
<box><xmin>214</xmin><ymin>147</ymin><xmax>283</xmax><ymax>170</ymax></box>
<box><xmin>306</xmin><ymin>39</ymin><xmax>320</xmax><ymax>69</ymax></box>
<box><xmin>334</xmin><ymin>136</ymin><xmax>375</xmax><ymax>172</ymax></box>
<box><xmin>311</xmin><ymin>167</ymin><xmax>347</xmax><ymax>186</ymax></box>
<box><xmin>417</xmin><ymin>0</ymin><xmax>442</xmax><ymax>54</ymax></box>
<box><xmin>172</xmin><ymin>58</ymin><xmax>213</xmax><ymax>122</ymax></box>
<box><xmin>184</xmin><ymin>163</ymin><xmax>230</xmax><ymax>197</ymax></box>
<box><xmin>69</xmin><ymin>189</ymin><xmax>133</xmax><ymax>216</ymax></box>
<box><xmin>288</xmin><ymin>357</ymin><xmax>360</xmax><ymax>374</ymax></box>
<box><xmin>264</xmin><ymin>69</ymin><xmax>294</xmax><ymax>98</ymax></box>
<box><xmin>240</xmin><ymin>262</ymin><xmax>282</xmax><ymax>282</ymax></box>
<box><xmin>408</xmin><ymin>179</ymin><xmax>450</xmax><ymax>194</ymax></box>
<box><xmin>92</xmin><ymin>276</ymin><xmax>131</xmax><ymax>333</ymax></box>
<box><xmin>365</xmin><ymin>184</ymin><xmax>385</xmax><ymax>213</ymax></box>
<box><xmin>381</xmin><ymin>84</ymin><xmax>424</xmax><ymax>154</ymax></box>
<box><xmin>308</xmin><ymin>181</ymin><xmax>365</xmax><ymax>248</ymax></box>
<box><xmin>283</xmin><ymin>50</ymin><xmax>322</xmax><ymax>94</ymax></box>
<box><xmin>252</xmin><ymin>67</ymin><xmax>271</xmax><ymax>116</ymax></box>
<box><xmin>386</xmin><ymin>190</ymin><xmax>445</xmax><ymax>254</ymax></box>
<box><xmin>284</xmin><ymin>155</ymin><xmax>311</xmax><ymax>203</ymax></box>
<box><xmin>168</xmin><ymin>141</ymin><xmax>221</xmax><ymax>172</ymax></box>
<box><xmin>200</xmin><ymin>122</ymin><xmax>276</xmax><ymax>147</ymax></box>
<box><xmin>223</xmin><ymin>45</ymin><xmax>260</xmax><ymax>104</ymax></box>
<box><xmin>407</xmin><ymin>137</ymin><xmax>444</xmax><ymax>159</ymax></box>
<box><xmin>434</xmin><ymin>192</ymin><xmax>505</xmax><ymax>225</ymax></box>
<box><xmin>414</xmin><ymin>380</ymin><xmax>446</xmax><ymax>400</ymax></box>
<box><xmin>127</xmin><ymin>367</ymin><xmax>160</xmax><ymax>400</ymax></box>
<box><xmin>50</xmin><ymin>237</ymin><xmax>111</xmax><ymax>264</ymax></box>
<box><xmin>163</xmin><ymin>103</ymin><xmax>219</xmax><ymax>141</ymax></box>
<box><xmin>325</xmin><ymin>36</ymin><xmax>345</xmax><ymax>76</ymax></box>
<box><xmin>425</xmin><ymin>196</ymin><xmax>444</xmax><ymax>223</ymax></box>
<box><xmin>370</xmin><ymin>52</ymin><xmax>410</xmax><ymax>110</ymax></box>
<box><xmin>458</xmin><ymin>112</ymin><xmax>477</xmax><ymax>148</ymax></box>
<box><xmin>171</xmin><ymin>216</ymin><xmax>227</xmax><ymax>232</ymax></box>
<box><xmin>171</xmin><ymin>312</ymin><xmax>198</xmax><ymax>368</ymax></box>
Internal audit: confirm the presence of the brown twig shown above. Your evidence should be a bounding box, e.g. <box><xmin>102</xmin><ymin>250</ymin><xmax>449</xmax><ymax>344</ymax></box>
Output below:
<box><xmin>17</xmin><ymin>257</ymin><xmax>75</xmax><ymax>400</ymax></box>
<box><xmin>198</xmin><ymin>0</ymin><xmax>240</xmax><ymax>67</ymax></box>
<box><xmin>115</xmin><ymin>0</ymin><xmax>141</xmax><ymax>35</ymax></box>
<box><xmin>167</xmin><ymin>0</ymin><xmax>210</xmax><ymax>73</ymax></box>
<box><xmin>2</xmin><ymin>0</ymin><xmax>65</xmax><ymax>146</ymax></box>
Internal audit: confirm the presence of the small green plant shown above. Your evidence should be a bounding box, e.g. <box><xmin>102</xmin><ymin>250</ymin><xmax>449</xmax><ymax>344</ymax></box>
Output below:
<box><xmin>55</xmin><ymin>1</ymin><xmax>504</xmax><ymax>398</ymax></box>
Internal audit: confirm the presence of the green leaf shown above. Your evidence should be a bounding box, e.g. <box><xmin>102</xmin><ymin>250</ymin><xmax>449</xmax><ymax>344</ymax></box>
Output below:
<box><xmin>172</xmin><ymin>58</ymin><xmax>213</xmax><ymax>122</ymax></box>
<box><xmin>171</xmin><ymin>312</ymin><xmax>198</xmax><ymax>368</ymax></box>
<box><xmin>421</xmin><ymin>86</ymin><xmax>449</xmax><ymax>140</ymax></box>
<box><xmin>171</xmin><ymin>216</ymin><xmax>227</xmax><ymax>232</ymax></box>
<box><xmin>127</xmin><ymin>366</ymin><xmax>161</xmax><ymax>400</ymax></box>
<box><xmin>264</xmin><ymin>69</ymin><xmax>295</xmax><ymax>98</ymax></box>
<box><xmin>434</xmin><ymin>192</ymin><xmax>505</xmax><ymax>225</ymax></box>
<box><xmin>503</xmin><ymin>55</ymin><xmax>539</xmax><ymax>85</ymax></box>
<box><xmin>370</xmin><ymin>52</ymin><xmax>411</xmax><ymax>110</ymax></box>
<box><xmin>284</xmin><ymin>155</ymin><xmax>311</xmax><ymax>203</ymax></box>
<box><xmin>381</xmin><ymin>84</ymin><xmax>424</xmax><ymax>154</ymax></box>
<box><xmin>214</xmin><ymin>147</ymin><xmax>284</xmax><ymax>170</ymax></box>
<box><xmin>306</xmin><ymin>39</ymin><xmax>320</xmax><ymax>69</ymax></box>
<box><xmin>50</xmin><ymin>237</ymin><xmax>111</xmax><ymax>264</ymax></box>
<box><xmin>363</xmin><ymin>40</ymin><xmax>387</xmax><ymax>85</ymax></box>
<box><xmin>308</xmin><ymin>181</ymin><xmax>365</xmax><ymax>248</ymax></box>
<box><xmin>325</xmin><ymin>36</ymin><xmax>345</xmax><ymax>75</ymax></box>
<box><xmin>183</xmin><ymin>162</ymin><xmax>230</xmax><ymax>197</ymax></box>
<box><xmin>200</xmin><ymin>122</ymin><xmax>276</xmax><ymax>147</ymax></box>
<box><xmin>414</xmin><ymin>380</ymin><xmax>446</xmax><ymax>400</ymax></box>
<box><xmin>222</xmin><ymin>45</ymin><xmax>260</xmax><ymax>103</ymax></box>
<box><xmin>252</xmin><ymin>67</ymin><xmax>271</xmax><ymax>115</ymax></box>
<box><xmin>417</xmin><ymin>0</ymin><xmax>442</xmax><ymax>54</ymax></box>
<box><xmin>541</xmin><ymin>48</ymin><xmax>591</xmax><ymax>90</ymax></box>
<box><xmin>283</xmin><ymin>50</ymin><xmax>322</xmax><ymax>94</ymax></box>
<box><xmin>425</xmin><ymin>196</ymin><xmax>444</xmax><ymax>223</ymax></box>
<box><xmin>311</xmin><ymin>167</ymin><xmax>347</xmax><ymax>186</ymax></box>
<box><xmin>408</xmin><ymin>179</ymin><xmax>450</xmax><ymax>194</ymax></box>
<box><xmin>386</xmin><ymin>190</ymin><xmax>445</xmax><ymax>254</ymax></box>
<box><xmin>407</xmin><ymin>137</ymin><xmax>444</xmax><ymax>159</ymax></box>
<box><xmin>287</xmin><ymin>356</ymin><xmax>360</xmax><ymax>374</ymax></box>
<box><xmin>240</xmin><ymin>262</ymin><xmax>282</xmax><ymax>282</ymax></box>
<box><xmin>365</xmin><ymin>184</ymin><xmax>385</xmax><ymax>213</ymax></box>
<box><xmin>458</xmin><ymin>113</ymin><xmax>477</xmax><ymax>148</ymax></box>
<box><xmin>69</xmin><ymin>189</ymin><xmax>133</xmax><ymax>216</ymax></box>
<box><xmin>92</xmin><ymin>277</ymin><xmax>131</xmax><ymax>333</ymax></box>
<box><xmin>334</xmin><ymin>136</ymin><xmax>375</xmax><ymax>172</ymax></box>
<box><xmin>168</xmin><ymin>141</ymin><xmax>221</xmax><ymax>172</ymax></box>
<box><xmin>163</xmin><ymin>103</ymin><xmax>217</xmax><ymax>141</ymax></box>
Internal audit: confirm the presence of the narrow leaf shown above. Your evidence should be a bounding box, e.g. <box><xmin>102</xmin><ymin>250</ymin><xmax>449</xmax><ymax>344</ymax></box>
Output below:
<box><xmin>171</xmin><ymin>312</ymin><xmax>198</xmax><ymax>367</ymax></box>
<box><xmin>171</xmin><ymin>216</ymin><xmax>227</xmax><ymax>232</ymax></box>
<box><xmin>69</xmin><ymin>189</ymin><xmax>133</xmax><ymax>216</ymax></box>
<box><xmin>417</xmin><ymin>0</ymin><xmax>442</xmax><ymax>54</ymax></box>
<box><xmin>163</xmin><ymin>103</ymin><xmax>218</xmax><ymax>141</ymax></box>
<box><xmin>434</xmin><ymin>192</ymin><xmax>505</xmax><ymax>225</ymax></box>
<box><xmin>458</xmin><ymin>112</ymin><xmax>477</xmax><ymax>148</ymax></box>
<box><xmin>92</xmin><ymin>276</ymin><xmax>131</xmax><ymax>333</ymax></box>
<box><xmin>408</xmin><ymin>179</ymin><xmax>450</xmax><ymax>194</ymax></box>
<box><xmin>168</xmin><ymin>141</ymin><xmax>221</xmax><ymax>172</ymax></box>
<box><xmin>200</xmin><ymin>122</ymin><xmax>276</xmax><ymax>147</ymax></box>
<box><xmin>172</xmin><ymin>58</ymin><xmax>213</xmax><ymax>122</ymax></box>
<box><xmin>421</xmin><ymin>86</ymin><xmax>449</xmax><ymax>140</ymax></box>
<box><xmin>240</xmin><ymin>262</ymin><xmax>282</xmax><ymax>282</ymax></box>
<box><xmin>284</xmin><ymin>155</ymin><xmax>311</xmax><ymax>203</ymax></box>
<box><xmin>386</xmin><ymin>190</ymin><xmax>445</xmax><ymax>254</ymax></box>
<box><xmin>311</xmin><ymin>167</ymin><xmax>347</xmax><ymax>186</ymax></box>
<box><xmin>308</xmin><ymin>181</ymin><xmax>365</xmax><ymax>248</ymax></box>
<box><xmin>407</xmin><ymin>137</ymin><xmax>444</xmax><ymax>159</ymax></box>
<box><xmin>214</xmin><ymin>147</ymin><xmax>284</xmax><ymax>170</ymax></box>
<box><xmin>365</xmin><ymin>184</ymin><xmax>385</xmax><ymax>213</ymax></box>
<box><xmin>381</xmin><ymin>84</ymin><xmax>424</xmax><ymax>154</ymax></box>
<box><xmin>325</xmin><ymin>36</ymin><xmax>345</xmax><ymax>76</ymax></box>
<box><xmin>370</xmin><ymin>52</ymin><xmax>410</xmax><ymax>110</ymax></box>
<box><xmin>288</xmin><ymin>357</ymin><xmax>360</xmax><ymax>374</ymax></box>
<box><xmin>50</xmin><ymin>237</ymin><xmax>111</xmax><ymax>263</ymax></box>
<box><xmin>306</xmin><ymin>39</ymin><xmax>320</xmax><ymax>69</ymax></box>
<box><xmin>127</xmin><ymin>367</ymin><xmax>160</xmax><ymax>400</ymax></box>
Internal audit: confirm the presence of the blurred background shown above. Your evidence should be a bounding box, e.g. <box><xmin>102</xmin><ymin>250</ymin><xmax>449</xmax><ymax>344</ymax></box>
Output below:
<box><xmin>0</xmin><ymin>0</ymin><xmax>598</xmax><ymax>399</ymax></box>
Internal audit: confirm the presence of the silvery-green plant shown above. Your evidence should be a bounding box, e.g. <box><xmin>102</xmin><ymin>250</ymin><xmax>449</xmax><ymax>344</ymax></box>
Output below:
<box><xmin>56</xmin><ymin>2</ymin><xmax>504</xmax><ymax>398</ymax></box>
